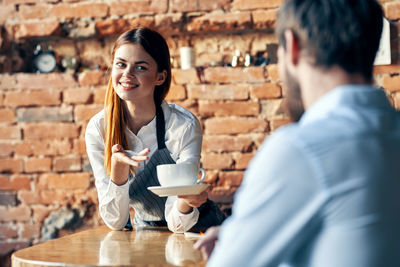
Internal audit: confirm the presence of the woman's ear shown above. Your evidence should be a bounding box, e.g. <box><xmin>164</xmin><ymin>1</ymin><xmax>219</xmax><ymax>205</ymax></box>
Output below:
<box><xmin>155</xmin><ymin>70</ymin><xmax>167</xmax><ymax>86</ymax></box>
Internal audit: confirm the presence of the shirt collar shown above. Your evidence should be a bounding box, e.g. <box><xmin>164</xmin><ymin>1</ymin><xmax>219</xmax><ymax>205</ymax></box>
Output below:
<box><xmin>299</xmin><ymin>84</ymin><xmax>391</xmax><ymax>126</ymax></box>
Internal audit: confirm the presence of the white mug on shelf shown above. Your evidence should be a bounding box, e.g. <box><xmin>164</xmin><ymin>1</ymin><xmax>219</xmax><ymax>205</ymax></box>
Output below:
<box><xmin>179</xmin><ymin>47</ymin><xmax>195</xmax><ymax>70</ymax></box>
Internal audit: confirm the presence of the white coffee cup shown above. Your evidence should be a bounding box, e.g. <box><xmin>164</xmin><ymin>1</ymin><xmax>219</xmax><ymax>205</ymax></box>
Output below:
<box><xmin>157</xmin><ymin>163</ymin><xmax>206</xmax><ymax>187</ymax></box>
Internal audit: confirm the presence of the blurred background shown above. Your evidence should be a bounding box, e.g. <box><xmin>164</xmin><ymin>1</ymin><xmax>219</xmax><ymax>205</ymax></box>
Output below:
<box><xmin>0</xmin><ymin>0</ymin><xmax>399</xmax><ymax>266</ymax></box>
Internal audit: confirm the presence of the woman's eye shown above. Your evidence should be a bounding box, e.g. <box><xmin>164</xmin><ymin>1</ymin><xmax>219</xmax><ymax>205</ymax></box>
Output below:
<box><xmin>136</xmin><ymin>65</ymin><xmax>147</xmax><ymax>71</ymax></box>
<box><xmin>116</xmin><ymin>62</ymin><xmax>126</xmax><ymax>68</ymax></box>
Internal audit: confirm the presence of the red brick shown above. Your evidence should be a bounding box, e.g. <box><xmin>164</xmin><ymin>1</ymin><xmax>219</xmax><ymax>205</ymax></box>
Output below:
<box><xmin>385</xmin><ymin>2</ymin><xmax>400</xmax><ymax>20</ymax></box>
<box><xmin>204</xmin><ymin>66</ymin><xmax>265</xmax><ymax>83</ymax></box>
<box><xmin>172</xmin><ymin>69</ymin><xmax>200</xmax><ymax>84</ymax></box>
<box><xmin>187</xmin><ymin>12</ymin><xmax>252</xmax><ymax>32</ymax></box>
<box><xmin>260</xmin><ymin>99</ymin><xmax>284</xmax><ymax>119</ymax></box>
<box><xmin>0</xmin><ymin>74</ymin><xmax>17</xmax><ymax>90</ymax></box>
<box><xmin>39</xmin><ymin>190</ymin><xmax>68</xmax><ymax>205</ymax></box>
<box><xmin>4</xmin><ymin>0</ymin><xmax>40</xmax><ymax>3</ymax></box>
<box><xmin>78</xmin><ymin>71</ymin><xmax>108</xmax><ymax>86</ymax></box>
<box><xmin>0</xmin><ymin>143</ymin><xmax>14</xmax><ymax>156</ymax></box>
<box><xmin>15</xmin><ymin>140</ymin><xmax>72</xmax><ymax>156</ymax></box>
<box><xmin>95</xmin><ymin>17</ymin><xmax>155</xmax><ymax>36</ymax></box>
<box><xmin>0</xmin><ymin>126</ymin><xmax>20</xmax><ymax>140</ymax></box>
<box><xmin>267</xmin><ymin>64</ymin><xmax>280</xmax><ymax>81</ymax></box>
<box><xmin>18</xmin><ymin>4</ymin><xmax>48</xmax><ymax>20</ymax></box>
<box><xmin>232</xmin><ymin>0</ymin><xmax>283</xmax><ymax>10</ymax></box>
<box><xmin>270</xmin><ymin>118</ymin><xmax>291</xmax><ymax>130</ymax></box>
<box><xmin>17</xmin><ymin>107</ymin><xmax>73</xmax><ymax>122</ymax></box>
<box><xmin>373</xmin><ymin>64</ymin><xmax>400</xmax><ymax>75</ymax></box>
<box><xmin>75</xmin><ymin>105</ymin><xmax>103</xmax><ymax>122</ymax></box>
<box><xmin>199</xmin><ymin>0</ymin><xmax>231</xmax><ymax>11</ymax></box>
<box><xmin>73</xmin><ymin>139</ymin><xmax>87</xmax><ymax>156</ymax></box>
<box><xmin>202</xmin><ymin>153</ymin><xmax>233</xmax><ymax>170</ymax></box>
<box><xmin>0</xmin><ymin>108</ymin><xmax>15</xmax><ymax>123</ymax></box>
<box><xmin>5</xmin><ymin>90</ymin><xmax>61</xmax><ymax>107</ymax></box>
<box><xmin>202</xmin><ymin>135</ymin><xmax>253</xmax><ymax>153</ymax></box>
<box><xmin>188</xmin><ymin>84</ymin><xmax>249</xmax><ymax>100</ymax></box>
<box><xmin>32</xmin><ymin>205</ymin><xmax>52</xmax><ymax>223</ymax></box>
<box><xmin>0</xmin><ymin>205</ymin><xmax>31</xmax><ymax>222</ymax></box>
<box><xmin>23</xmin><ymin>123</ymin><xmax>80</xmax><ymax>140</ymax></box>
<box><xmin>382</xmin><ymin>75</ymin><xmax>400</xmax><ymax>92</ymax></box>
<box><xmin>252</xmin><ymin>9</ymin><xmax>277</xmax><ymax>29</ymax></box>
<box><xmin>49</xmin><ymin>3</ymin><xmax>108</xmax><ymax>19</ymax></box>
<box><xmin>205</xmin><ymin>117</ymin><xmax>268</xmax><ymax>134</ymax></box>
<box><xmin>0</xmin><ymin>94</ymin><xmax>4</xmax><ymax>106</ymax></box>
<box><xmin>0</xmin><ymin>191</ymin><xmax>17</xmax><ymax>206</ymax></box>
<box><xmin>18</xmin><ymin>190</ymin><xmax>39</xmax><ymax>205</ymax></box>
<box><xmin>234</xmin><ymin>153</ymin><xmax>254</xmax><ymax>169</ymax></box>
<box><xmin>21</xmin><ymin>223</ymin><xmax>40</xmax><ymax>239</ymax></box>
<box><xmin>250</xmin><ymin>83</ymin><xmax>281</xmax><ymax>99</ymax></box>
<box><xmin>63</xmin><ymin>88</ymin><xmax>92</xmax><ymax>104</ymax></box>
<box><xmin>198</xmin><ymin>101</ymin><xmax>259</xmax><ymax>116</ymax></box>
<box><xmin>39</xmin><ymin>172</ymin><xmax>91</xmax><ymax>190</ymax></box>
<box><xmin>0</xmin><ymin>175</ymin><xmax>31</xmax><ymax>190</ymax></box>
<box><xmin>0</xmin><ymin>241</ymin><xmax>29</xmax><ymax>256</ymax></box>
<box><xmin>0</xmin><ymin>4</ymin><xmax>15</xmax><ymax>25</ymax></box>
<box><xmin>24</xmin><ymin>157</ymin><xmax>52</xmax><ymax>173</ymax></box>
<box><xmin>154</xmin><ymin>14</ymin><xmax>183</xmax><ymax>35</ymax></box>
<box><xmin>218</xmin><ymin>171</ymin><xmax>244</xmax><ymax>187</ymax></box>
<box><xmin>170</xmin><ymin>0</ymin><xmax>197</xmax><ymax>12</ymax></box>
<box><xmin>0</xmin><ymin>225</ymin><xmax>18</xmax><ymax>239</ymax></box>
<box><xmin>165</xmin><ymin>85</ymin><xmax>186</xmax><ymax>101</ymax></box>
<box><xmin>53</xmin><ymin>156</ymin><xmax>82</xmax><ymax>172</ymax></box>
<box><xmin>110</xmin><ymin>0</ymin><xmax>167</xmax><ymax>15</ymax></box>
<box><xmin>16</xmin><ymin>73</ymin><xmax>76</xmax><ymax>89</ymax></box>
<box><xmin>94</xmin><ymin>88</ymin><xmax>106</xmax><ymax>104</ymax></box>
<box><xmin>0</xmin><ymin>159</ymin><xmax>22</xmax><ymax>173</ymax></box>
<box><xmin>208</xmin><ymin>186</ymin><xmax>236</xmax><ymax>204</ymax></box>
<box><xmin>14</xmin><ymin>21</ymin><xmax>62</xmax><ymax>39</ymax></box>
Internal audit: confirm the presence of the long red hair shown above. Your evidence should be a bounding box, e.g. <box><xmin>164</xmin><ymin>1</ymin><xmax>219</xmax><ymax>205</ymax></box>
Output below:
<box><xmin>103</xmin><ymin>27</ymin><xmax>171</xmax><ymax>176</ymax></box>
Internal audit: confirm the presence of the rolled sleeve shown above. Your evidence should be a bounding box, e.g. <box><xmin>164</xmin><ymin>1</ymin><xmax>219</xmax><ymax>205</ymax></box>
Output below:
<box><xmin>165</xmin><ymin>196</ymin><xmax>200</xmax><ymax>233</ymax></box>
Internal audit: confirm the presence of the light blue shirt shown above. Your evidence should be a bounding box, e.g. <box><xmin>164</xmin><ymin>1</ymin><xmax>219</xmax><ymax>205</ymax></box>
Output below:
<box><xmin>207</xmin><ymin>85</ymin><xmax>400</xmax><ymax>267</ymax></box>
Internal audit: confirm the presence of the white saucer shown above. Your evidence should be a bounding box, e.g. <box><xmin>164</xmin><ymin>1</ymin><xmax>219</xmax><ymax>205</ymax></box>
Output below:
<box><xmin>148</xmin><ymin>184</ymin><xmax>210</xmax><ymax>197</ymax></box>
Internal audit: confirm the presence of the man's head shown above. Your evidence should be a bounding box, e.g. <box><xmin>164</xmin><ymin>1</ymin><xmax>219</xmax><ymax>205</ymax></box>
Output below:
<box><xmin>276</xmin><ymin>0</ymin><xmax>384</xmax><ymax>121</ymax></box>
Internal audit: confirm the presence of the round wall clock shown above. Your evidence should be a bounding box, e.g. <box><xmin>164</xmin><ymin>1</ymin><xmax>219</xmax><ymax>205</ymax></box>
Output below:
<box><xmin>32</xmin><ymin>46</ymin><xmax>57</xmax><ymax>73</ymax></box>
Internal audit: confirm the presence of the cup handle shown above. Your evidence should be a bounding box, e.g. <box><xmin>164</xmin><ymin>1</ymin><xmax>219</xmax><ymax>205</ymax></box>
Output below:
<box><xmin>197</xmin><ymin>168</ymin><xmax>206</xmax><ymax>184</ymax></box>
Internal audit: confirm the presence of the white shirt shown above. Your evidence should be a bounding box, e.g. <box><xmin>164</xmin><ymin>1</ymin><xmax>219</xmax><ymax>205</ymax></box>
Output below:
<box><xmin>208</xmin><ymin>85</ymin><xmax>400</xmax><ymax>267</ymax></box>
<box><xmin>85</xmin><ymin>101</ymin><xmax>203</xmax><ymax>233</ymax></box>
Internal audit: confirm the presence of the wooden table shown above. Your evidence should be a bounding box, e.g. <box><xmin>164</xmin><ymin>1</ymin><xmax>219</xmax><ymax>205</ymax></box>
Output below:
<box><xmin>12</xmin><ymin>226</ymin><xmax>206</xmax><ymax>266</ymax></box>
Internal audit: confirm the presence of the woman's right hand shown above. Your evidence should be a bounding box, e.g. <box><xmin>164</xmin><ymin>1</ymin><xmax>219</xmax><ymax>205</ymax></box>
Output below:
<box><xmin>110</xmin><ymin>144</ymin><xmax>150</xmax><ymax>185</ymax></box>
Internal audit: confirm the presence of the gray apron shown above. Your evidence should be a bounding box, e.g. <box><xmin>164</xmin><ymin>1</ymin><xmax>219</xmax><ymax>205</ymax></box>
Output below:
<box><xmin>126</xmin><ymin>104</ymin><xmax>225</xmax><ymax>231</ymax></box>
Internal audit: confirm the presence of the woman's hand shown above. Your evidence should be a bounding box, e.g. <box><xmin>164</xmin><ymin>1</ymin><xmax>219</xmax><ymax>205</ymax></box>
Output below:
<box><xmin>110</xmin><ymin>144</ymin><xmax>150</xmax><ymax>185</ymax></box>
<box><xmin>193</xmin><ymin>226</ymin><xmax>220</xmax><ymax>260</ymax></box>
<box><xmin>177</xmin><ymin>190</ymin><xmax>208</xmax><ymax>214</ymax></box>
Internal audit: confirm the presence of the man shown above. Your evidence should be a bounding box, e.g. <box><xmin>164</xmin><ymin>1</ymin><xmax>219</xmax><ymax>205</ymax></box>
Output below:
<box><xmin>195</xmin><ymin>0</ymin><xmax>400</xmax><ymax>266</ymax></box>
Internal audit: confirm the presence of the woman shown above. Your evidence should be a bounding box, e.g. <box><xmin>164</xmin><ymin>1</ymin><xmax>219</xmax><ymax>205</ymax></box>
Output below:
<box><xmin>85</xmin><ymin>27</ymin><xmax>224</xmax><ymax>233</ymax></box>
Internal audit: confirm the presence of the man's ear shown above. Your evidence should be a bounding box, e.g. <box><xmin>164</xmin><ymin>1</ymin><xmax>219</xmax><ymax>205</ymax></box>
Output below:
<box><xmin>155</xmin><ymin>70</ymin><xmax>167</xmax><ymax>86</ymax></box>
<box><xmin>284</xmin><ymin>30</ymin><xmax>300</xmax><ymax>67</ymax></box>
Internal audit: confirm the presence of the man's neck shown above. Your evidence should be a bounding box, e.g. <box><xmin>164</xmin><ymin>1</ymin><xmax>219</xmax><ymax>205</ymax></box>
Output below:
<box><xmin>299</xmin><ymin>64</ymin><xmax>370</xmax><ymax>110</ymax></box>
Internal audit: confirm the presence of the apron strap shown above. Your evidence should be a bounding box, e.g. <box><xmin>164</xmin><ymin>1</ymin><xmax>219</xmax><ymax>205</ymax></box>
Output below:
<box><xmin>156</xmin><ymin>104</ymin><xmax>166</xmax><ymax>150</ymax></box>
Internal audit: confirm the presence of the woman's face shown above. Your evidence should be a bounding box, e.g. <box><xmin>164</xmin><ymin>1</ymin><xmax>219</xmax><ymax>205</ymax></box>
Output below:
<box><xmin>112</xmin><ymin>43</ymin><xmax>165</xmax><ymax>104</ymax></box>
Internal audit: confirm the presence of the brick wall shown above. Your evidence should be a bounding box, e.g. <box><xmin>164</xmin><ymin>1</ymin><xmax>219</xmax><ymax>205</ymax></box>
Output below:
<box><xmin>0</xmin><ymin>0</ymin><xmax>399</xmax><ymax>265</ymax></box>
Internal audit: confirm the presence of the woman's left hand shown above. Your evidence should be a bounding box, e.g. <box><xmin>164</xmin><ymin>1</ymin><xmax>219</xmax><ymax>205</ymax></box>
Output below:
<box><xmin>177</xmin><ymin>191</ymin><xmax>208</xmax><ymax>214</ymax></box>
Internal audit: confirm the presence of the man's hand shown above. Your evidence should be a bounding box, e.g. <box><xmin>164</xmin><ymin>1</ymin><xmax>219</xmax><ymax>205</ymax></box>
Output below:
<box><xmin>194</xmin><ymin>226</ymin><xmax>221</xmax><ymax>260</ymax></box>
